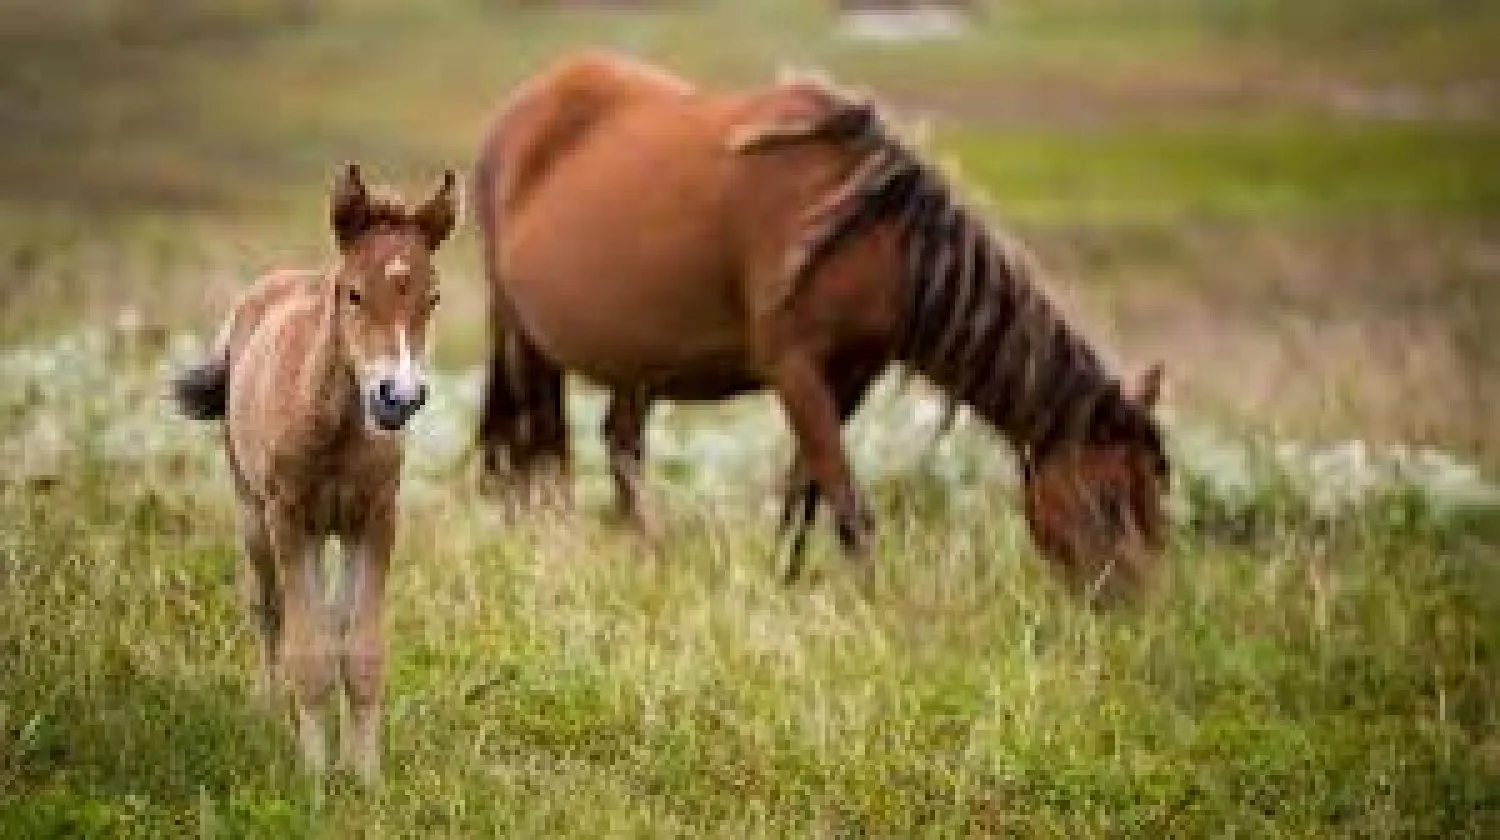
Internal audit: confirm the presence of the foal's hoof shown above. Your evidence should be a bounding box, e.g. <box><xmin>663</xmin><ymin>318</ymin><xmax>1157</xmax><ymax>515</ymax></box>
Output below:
<box><xmin>783</xmin><ymin>566</ymin><xmax>827</xmax><ymax>587</ymax></box>
<box><xmin>348</xmin><ymin>756</ymin><xmax>382</xmax><ymax>790</ymax></box>
<box><xmin>842</xmin><ymin>547</ymin><xmax>877</xmax><ymax>597</ymax></box>
<box><xmin>608</xmin><ymin>505</ymin><xmax>663</xmax><ymax>547</ymax></box>
<box><xmin>636</xmin><ymin>513</ymin><xmax>665</xmax><ymax>548</ymax></box>
<box><xmin>248</xmin><ymin>674</ymin><xmax>285</xmax><ymax>717</ymax></box>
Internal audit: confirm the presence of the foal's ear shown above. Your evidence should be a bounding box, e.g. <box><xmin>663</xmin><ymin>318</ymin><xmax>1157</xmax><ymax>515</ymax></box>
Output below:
<box><xmin>331</xmin><ymin>162</ymin><xmax>373</xmax><ymax>249</ymax></box>
<box><xmin>1131</xmin><ymin>362</ymin><xmax>1165</xmax><ymax>410</ymax></box>
<box><xmin>415</xmin><ymin>169</ymin><xmax>458</xmax><ymax>251</ymax></box>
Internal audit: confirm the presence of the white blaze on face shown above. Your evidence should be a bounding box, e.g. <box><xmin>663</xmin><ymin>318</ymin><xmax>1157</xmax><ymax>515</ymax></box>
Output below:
<box><xmin>394</xmin><ymin>326</ymin><xmax>422</xmax><ymax>397</ymax></box>
<box><xmin>359</xmin><ymin>254</ymin><xmax>427</xmax><ymax>430</ymax></box>
<box><xmin>361</xmin><ymin>325</ymin><xmax>426</xmax><ymax>432</ymax></box>
<box><xmin>381</xmin><ymin>254</ymin><xmax>423</xmax><ymax>399</ymax></box>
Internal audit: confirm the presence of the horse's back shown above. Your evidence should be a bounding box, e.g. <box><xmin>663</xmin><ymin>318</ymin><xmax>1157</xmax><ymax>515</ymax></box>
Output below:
<box><xmin>477</xmin><ymin>54</ymin><xmax>739</xmax><ymax>386</ymax></box>
<box><xmin>476</xmin><ymin>53</ymin><xmax>871</xmax><ymax>391</ymax></box>
<box><xmin>223</xmin><ymin>269</ymin><xmax>320</xmax><ymax>368</ymax></box>
<box><xmin>221</xmin><ymin>270</ymin><xmax>324</xmax><ymax>485</ymax></box>
<box><xmin>477</xmin><ymin>51</ymin><xmax>696</xmax><ymax>221</ymax></box>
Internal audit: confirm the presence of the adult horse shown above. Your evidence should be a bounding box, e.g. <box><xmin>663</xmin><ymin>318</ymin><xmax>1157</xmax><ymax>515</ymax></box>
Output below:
<box><xmin>473</xmin><ymin>52</ymin><xmax>1169</xmax><ymax>599</ymax></box>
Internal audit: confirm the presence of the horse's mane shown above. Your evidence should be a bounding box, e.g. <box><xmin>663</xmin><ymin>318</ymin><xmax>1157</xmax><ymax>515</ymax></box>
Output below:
<box><xmin>734</xmin><ymin>81</ymin><xmax>1157</xmax><ymax>464</ymax></box>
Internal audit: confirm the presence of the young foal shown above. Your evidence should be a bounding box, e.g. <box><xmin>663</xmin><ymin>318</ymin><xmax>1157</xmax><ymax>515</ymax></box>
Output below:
<box><xmin>173</xmin><ymin>164</ymin><xmax>456</xmax><ymax>781</ymax></box>
<box><xmin>474</xmin><ymin>52</ymin><xmax>1169</xmax><ymax>601</ymax></box>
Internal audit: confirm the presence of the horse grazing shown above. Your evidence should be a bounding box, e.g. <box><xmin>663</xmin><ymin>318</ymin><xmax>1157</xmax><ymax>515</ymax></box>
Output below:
<box><xmin>172</xmin><ymin>163</ymin><xmax>456</xmax><ymax>782</ymax></box>
<box><xmin>474</xmin><ymin>52</ymin><xmax>1169</xmax><ymax>600</ymax></box>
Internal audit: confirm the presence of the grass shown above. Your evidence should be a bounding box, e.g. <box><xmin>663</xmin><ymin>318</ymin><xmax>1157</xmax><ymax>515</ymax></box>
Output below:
<box><xmin>3</xmin><ymin>0</ymin><xmax>1500</xmax><ymax>835</ymax></box>
<box><xmin>940</xmin><ymin>119</ymin><xmax>1500</xmax><ymax>224</ymax></box>
<box><xmin>1</xmin><ymin>332</ymin><xmax>1497</xmax><ymax>836</ymax></box>
<box><xmin>1</xmin><ymin>444</ymin><xmax>1497</xmax><ymax>835</ymax></box>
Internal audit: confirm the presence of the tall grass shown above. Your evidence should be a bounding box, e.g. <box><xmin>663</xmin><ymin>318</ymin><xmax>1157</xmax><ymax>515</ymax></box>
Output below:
<box><xmin>1</xmin><ymin>332</ymin><xmax>1497</xmax><ymax>836</ymax></box>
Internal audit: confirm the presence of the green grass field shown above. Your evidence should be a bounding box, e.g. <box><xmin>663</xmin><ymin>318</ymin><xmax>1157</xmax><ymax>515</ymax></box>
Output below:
<box><xmin>2</xmin><ymin>1</ymin><xmax>1499</xmax><ymax>835</ymax></box>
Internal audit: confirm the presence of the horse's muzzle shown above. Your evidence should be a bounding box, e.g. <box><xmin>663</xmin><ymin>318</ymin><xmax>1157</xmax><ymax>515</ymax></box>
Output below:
<box><xmin>367</xmin><ymin>377</ymin><xmax>427</xmax><ymax>431</ymax></box>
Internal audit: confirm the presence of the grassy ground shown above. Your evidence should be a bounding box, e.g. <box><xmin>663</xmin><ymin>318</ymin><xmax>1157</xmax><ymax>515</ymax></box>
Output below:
<box><xmin>3</xmin><ymin>0</ymin><xmax>1497</xmax><ymax>458</ymax></box>
<box><xmin>2</xmin><ymin>0</ymin><xmax>1499</xmax><ymax>835</ymax></box>
<box><xmin>2</xmin><ymin>333</ymin><xmax>1497</xmax><ymax>836</ymax></box>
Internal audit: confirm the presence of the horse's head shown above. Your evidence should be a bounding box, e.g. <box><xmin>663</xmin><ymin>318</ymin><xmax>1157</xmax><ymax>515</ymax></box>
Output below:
<box><xmin>328</xmin><ymin>163</ymin><xmax>457</xmax><ymax>432</ymax></box>
<box><xmin>1022</xmin><ymin>363</ymin><xmax>1169</xmax><ymax>605</ymax></box>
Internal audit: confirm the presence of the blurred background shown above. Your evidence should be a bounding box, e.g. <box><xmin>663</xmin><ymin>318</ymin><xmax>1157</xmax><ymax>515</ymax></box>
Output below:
<box><xmin>1</xmin><ymin>0</ymin><xmax>1497</xmax><ymax>467</ymax></box>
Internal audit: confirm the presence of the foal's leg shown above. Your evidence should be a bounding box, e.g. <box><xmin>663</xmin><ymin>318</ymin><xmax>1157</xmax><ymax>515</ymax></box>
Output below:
<box><xmin>268</xmin><ymin>509</ymin><xmax>335</xmax><ymax>778</ymax></box>
<box><xmin>768</xmin><ymin>356</ymin><xmax>875</xmax><ymax>578</ymax></box>
<box><xmin>237</xmin><ymin>502</ymin><xmax>281</xmax><ymax>709</ymax></box>
<box><xmin>603</xmin><ymin>387</ymin><xmax>658</xmax><ymax>540</ymax></box>
<box><xmin>336</xmin><ymin>510</ymin><xmax>393</xmax><ymax>786</ymax></box>
<box><xmin>780</xmin><ymin>369</ymin><xmax>877</xmax><ymax>582</ymax></box>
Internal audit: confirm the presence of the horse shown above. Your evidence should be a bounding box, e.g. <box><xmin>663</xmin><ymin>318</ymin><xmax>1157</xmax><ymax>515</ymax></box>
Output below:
<box><xmin>473</xmin><ymin>51</ymin><xmax>1169</xmax><ymax>601</ymax></box>
<box><xmin>171</xmin><ymin>163</ymin><xmax>457</xmax><ymax>783</ymax></box>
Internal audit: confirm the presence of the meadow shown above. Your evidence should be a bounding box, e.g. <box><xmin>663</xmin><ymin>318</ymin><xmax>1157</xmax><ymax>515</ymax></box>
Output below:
<box><xmin>2</xmin><ymin>1</ymin><xmax>1499</xmax><ymax>835</ymax></box>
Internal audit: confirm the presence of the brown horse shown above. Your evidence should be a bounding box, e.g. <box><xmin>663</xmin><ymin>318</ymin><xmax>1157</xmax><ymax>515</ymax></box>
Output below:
<box><xmin>172</xmin><ymin>164</ymin><xmax>457</xmax><ymax>782</ymax></box>
<box><xmin>474</xmin><ymin>52</ymin><xmax>1168</xmax><ymax>599</ymax></box>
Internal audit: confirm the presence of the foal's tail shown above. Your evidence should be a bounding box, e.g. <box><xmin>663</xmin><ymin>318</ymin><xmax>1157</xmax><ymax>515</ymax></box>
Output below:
<box><xmin>171</xmin><ymin>356</ymin><xmax>229</xmax><ymax>420</ymax></box>
<box><xmin>170</xmin><ymin>319</ymin><xmax>232</xmax><ymax>421</ymax></box>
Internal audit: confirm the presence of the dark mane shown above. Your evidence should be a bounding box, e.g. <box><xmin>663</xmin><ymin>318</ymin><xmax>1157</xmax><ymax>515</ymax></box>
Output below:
<box><xmin>737</xmin><ymin>90</ymin><xmax>1158</xmax><ymax>465</ymax></box>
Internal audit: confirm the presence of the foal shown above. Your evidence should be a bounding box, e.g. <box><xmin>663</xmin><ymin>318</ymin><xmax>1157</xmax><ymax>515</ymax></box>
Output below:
<box><xmin>173</xmin><ymin>163</ymin><xmax>456</xmax><ymax>782</ymax></box>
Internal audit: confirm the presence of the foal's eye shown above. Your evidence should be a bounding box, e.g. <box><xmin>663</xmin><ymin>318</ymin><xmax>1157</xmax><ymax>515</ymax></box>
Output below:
<box><xmin>346</xmin><ymin>288</ymin><xmax>362</xmax><ymax>306</ymax></box>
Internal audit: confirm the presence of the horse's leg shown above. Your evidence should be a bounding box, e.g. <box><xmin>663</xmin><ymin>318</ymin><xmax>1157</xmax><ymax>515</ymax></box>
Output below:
<box><xmin>268</xmin><ymin>509</ymin><xmax>334</xmax><ymax>780</ymax></box>
<box><xmin>603</xmin><ymin>386</ymin><xmax>658</xmax><ymax>539</ymax></box>
<box><xmin>478</xmin><ymin>304</ymin><xmax>570</xmax><ymax>505</ymax></box>
<box><xmin>477</xmin><ymin>315</ymin><xmax>521</xmax><ymax>479</ymax></box>
<box><xmin>525</xmin><ymin>340</ymin><xmax>571</xmax><ymax>508</ymax></box>
<box><xmin>780</xmin><ymin>368</ymin><xmax>878</xmax><ymax>582</ymax></box>
<box><xmin>236</xmin><ymin>501</ymin><xmax>281</xmax><ymax>710</ymax></box>
<box><xmin>335</xmin><ymin>510</ymin><xmax>392</xmax><ymax>786</ymax></box>
<box><xmin>768</xmin><ymin>355</ymin><xmax>875</xmax><ymax>578</ymax></box>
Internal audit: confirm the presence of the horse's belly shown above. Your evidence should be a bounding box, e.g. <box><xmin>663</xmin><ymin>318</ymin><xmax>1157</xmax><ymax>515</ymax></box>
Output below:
<box><xmin>500</xmin><ymin>144</ymin><xmax>753</xmax><ymax>389</ymax></box>
<box><xmin>519</xmin><ymin>279</ymin><xmax>753</xmax><ymax>392</ymax></box>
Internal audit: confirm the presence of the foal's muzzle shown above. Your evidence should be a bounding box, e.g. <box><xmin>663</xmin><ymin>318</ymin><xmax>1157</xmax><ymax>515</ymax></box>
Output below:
<box><xmin>367</xmin><ymin>377</ymin><xmax>428</xmax><ymax>431</ymax></box>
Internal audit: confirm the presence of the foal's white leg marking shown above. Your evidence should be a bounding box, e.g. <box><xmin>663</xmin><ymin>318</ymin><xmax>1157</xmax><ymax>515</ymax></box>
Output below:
<box><xmin>335</xmin><ymin>536</ymin><xmax>364</xmax><ymax>636</ymax></box>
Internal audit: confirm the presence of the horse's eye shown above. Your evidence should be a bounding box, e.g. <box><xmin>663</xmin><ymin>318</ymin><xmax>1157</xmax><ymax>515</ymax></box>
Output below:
<box><xmin>346</xmin><ymin>288</ymin><xmax>362</xmax><ymax>306</ymax></box>
<box><xmin>1096</xmin><ymin>486</ymin><xmax>1130</xmax><ymax>531</ymax></box>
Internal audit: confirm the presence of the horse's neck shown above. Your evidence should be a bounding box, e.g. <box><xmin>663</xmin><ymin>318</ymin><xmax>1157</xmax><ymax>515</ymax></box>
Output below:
<box><xmin>300</xmin><ymin>272</ymin><xmax>361</xmax><ymax>443</ymax></box>
<box><xmin>904</xmin><ymin>217</ymin><xmax>1111</xmax><ymax>456</ymax></box>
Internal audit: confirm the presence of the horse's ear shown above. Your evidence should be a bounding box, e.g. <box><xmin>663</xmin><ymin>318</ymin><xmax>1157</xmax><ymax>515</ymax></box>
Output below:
<box><xmin>331</xmin><ymin>162</ymin><xmax>372</xmax><ymax>249</ymax></box>
<box><xmin>415</xmin><ymin>169</ymin><xmax>458</xmax><ymax>251</ymax></box>
<box><xmin>1132</xmin><ymin>362</ymin><xmax>1165</xmax><ymax>410</ymax></box>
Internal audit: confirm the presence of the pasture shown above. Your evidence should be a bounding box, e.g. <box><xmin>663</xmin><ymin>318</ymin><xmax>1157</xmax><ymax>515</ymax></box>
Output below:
<box><xmin>3</xmin><ymin>1</ymin><xmax>1499</xmax><ymax>835</ymax></box>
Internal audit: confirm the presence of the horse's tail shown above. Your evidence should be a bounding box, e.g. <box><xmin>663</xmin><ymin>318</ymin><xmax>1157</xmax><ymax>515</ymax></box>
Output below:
<box><xmin>170</xmin><ymin>315</ymin><xmax>233</xmax><ymax>421</ymax></box>
<box><xmin>473</xmin><ymin>132</ymin><xmax>571</xmax><ymax>490</ymax></box>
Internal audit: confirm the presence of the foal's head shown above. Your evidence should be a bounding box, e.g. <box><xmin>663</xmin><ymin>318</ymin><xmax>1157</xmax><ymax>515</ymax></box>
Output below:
<box><xmin>328</xmin><ymin>163</ymin><xmax>457</xmax><ymax>432</ymax></box>
<box><xmin>1022</xmin><ymin>364</ymin><xmax>1170</xmax><ymax>604</ymax></box>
